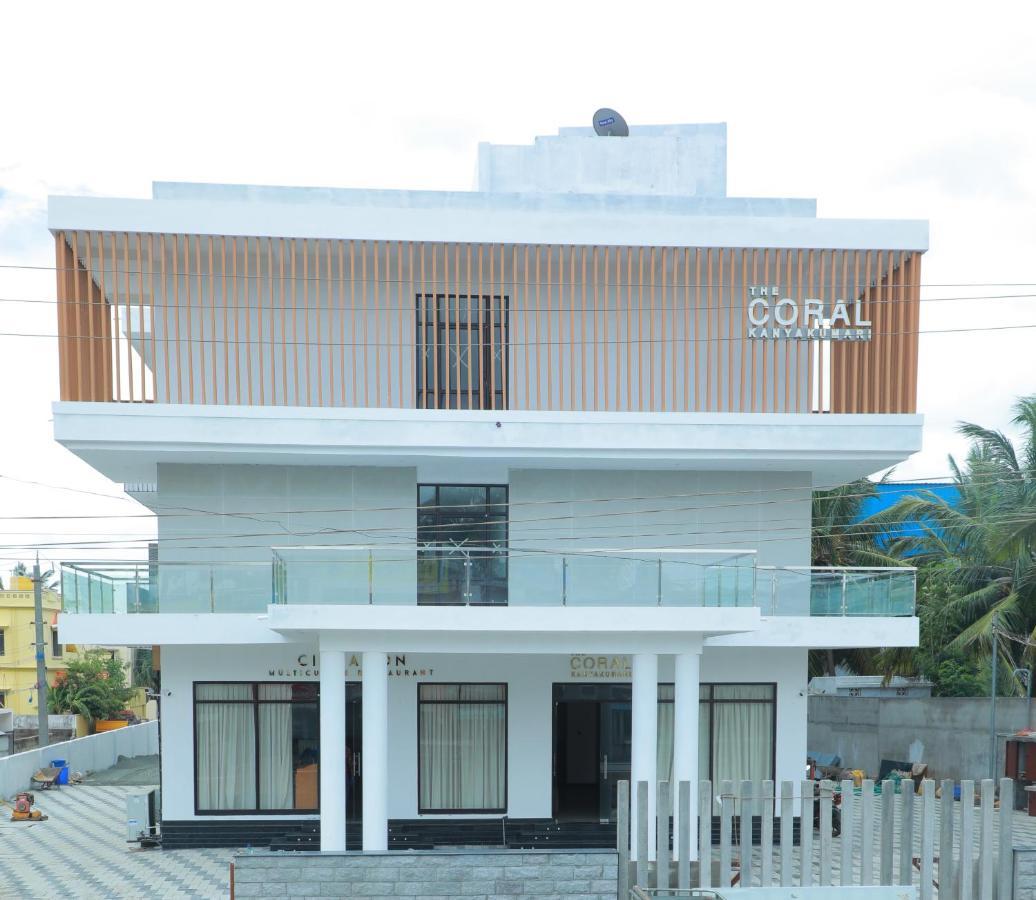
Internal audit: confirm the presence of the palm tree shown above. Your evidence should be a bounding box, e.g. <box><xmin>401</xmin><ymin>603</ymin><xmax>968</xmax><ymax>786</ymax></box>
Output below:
<box><xmin>875</xmin><ymin>395</ymin><xmax>1036</xmax><ymax>692</ymax></box>
<box><xmin>809</xmin><ymin>476</ymin><xmax>909</xmax><ymax>676</ymax></box>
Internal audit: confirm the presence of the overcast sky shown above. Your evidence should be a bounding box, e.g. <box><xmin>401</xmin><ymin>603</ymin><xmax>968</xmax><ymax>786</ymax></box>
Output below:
<box><xmin>0</xmin><ymin>1</ymin><xmax>1034</xmax><ymax>570</ymax></box>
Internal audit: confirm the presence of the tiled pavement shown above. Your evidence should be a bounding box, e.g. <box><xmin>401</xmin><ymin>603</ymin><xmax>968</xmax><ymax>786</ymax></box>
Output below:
<box><xmin>6</xmin><ymin>782</ymin><xmax>1036</xmax><ymax>898</ymax></box>
<box><xmin>0</xmin><ymin>784</ymin><xmax>233</xmax><ymax>899</ymax></box>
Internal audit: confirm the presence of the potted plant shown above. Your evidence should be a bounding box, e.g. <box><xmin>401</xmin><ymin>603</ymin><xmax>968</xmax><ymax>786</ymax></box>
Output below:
<box><xmin>49</xmin><ymin>651</ymin><xmax>136</xmax><ymax>733</ymax></box>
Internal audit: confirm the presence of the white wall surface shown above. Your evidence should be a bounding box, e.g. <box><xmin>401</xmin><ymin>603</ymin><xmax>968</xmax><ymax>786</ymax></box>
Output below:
<box><xmin>478</xmin><ymin>125</ymin><xmax>730</xmax><ymax>197</ymax></box>
<box><xmin>158</xmin><ymin>643</ymin><xmax>806</xmax><ymax>822</ymax></box>
<box><xmin>509</xmin><ymin>468</ymin><xmax>811</xmax><ymax>565</ymax></box>
<box><xmin>156</xmin><ymin>463</ymin><xmax>415</xmax><ymax>612</ymax></box>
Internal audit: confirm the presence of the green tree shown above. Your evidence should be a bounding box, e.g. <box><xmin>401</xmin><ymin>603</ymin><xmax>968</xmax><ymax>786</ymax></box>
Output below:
<box><xmin>809</xmin><ymin>476</ymin><xmax>909</xmax><ymax>676</ymax></box>
<box><xmin>874</xmin><ymin>395</ymin><xmax>1036</xmax><ymax>694</ymax></box>
<box><xmin>49</xmin><ymin>650</ymin><xmax>136</xmax><ymax>723</ymax></box>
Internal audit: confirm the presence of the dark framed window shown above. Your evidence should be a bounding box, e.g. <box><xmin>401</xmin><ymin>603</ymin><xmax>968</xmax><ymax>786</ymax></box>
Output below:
<box><xmin>657</xmin><ymin>682</ymin><xmax>776</xmax><ymax>784</ymax></box>
<box><xmin>0</xmin><ymin>692</ymin><xmax>5</xmax><ymax>708</ymax></box>
<box><xmin>417</xmin><ymin>484</ymin><xmax>508</xmax><ymax>605</ymax></box>
<box><xmin>416</xmin><ymin>293</ymin><xmax>507</xmax><ymax>410</ymax></box>
<box><xmin>51</xmin><ymin>628</ymin><xmax>62</xmax><ymax>658</ymax></box>
<box><xmin>418</xmin><ymin>683</ymin><xmax>507</xmax><ymax>813</ymax></box>
<box><xmin>0</xmin><ymin>628</ymin><xmax>5</xmax><ymax>656</ymax></box>
<box><xmin>193</xmin><ymin>681</ymin><xmax>319</xmax><ymax>815</ymax></box>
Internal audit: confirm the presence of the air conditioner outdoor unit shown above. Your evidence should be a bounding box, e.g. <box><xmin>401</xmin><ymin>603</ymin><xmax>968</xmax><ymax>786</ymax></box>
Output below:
<box><xmin>126</xmin><ymin>788</ymin><xmax>161</xmax><ymax>846</ymax></box>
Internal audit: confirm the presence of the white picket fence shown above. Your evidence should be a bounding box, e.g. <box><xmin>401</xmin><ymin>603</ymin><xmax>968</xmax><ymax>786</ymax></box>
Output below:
<box><xmin>618</xmin><ymin>777</ymin><xmax>1016</xmax><ymax>899</ymax></box>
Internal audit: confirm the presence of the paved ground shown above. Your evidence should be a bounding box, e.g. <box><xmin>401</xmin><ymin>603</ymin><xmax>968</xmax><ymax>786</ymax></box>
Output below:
<box><xmin>5</xmin><ymin>771</ymin><xmax>1036</xmax><ymax>898</ymax></box>
<box><xmin>80</xmin><ymin>754</ymin><xmax>162</xmax><ymax>787</ymax></box>
<box><xmin>0</xmin><ymin>781</ymin><xmax>234</xmax><ymax>899</ymax></box>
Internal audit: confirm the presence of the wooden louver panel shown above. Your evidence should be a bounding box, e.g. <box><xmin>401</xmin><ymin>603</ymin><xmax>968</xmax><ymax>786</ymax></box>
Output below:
<box><xmin>54</xmin><ymin>234</ymin><xmax>921</xmax><ymax>415</ymax></box>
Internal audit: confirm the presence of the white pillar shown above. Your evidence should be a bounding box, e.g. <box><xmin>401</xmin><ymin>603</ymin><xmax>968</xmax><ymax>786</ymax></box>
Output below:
<box><xmin>362</xmin><ymin>650</ymin><xmax>388</xmax><ymax>851</ymax></box>
<box><xmin>631</xmin><ymin>652</ymin><xmax>658</xmax><ymax>860</ymax></box>
<box><xmin>674</xmin><ymin>648</ymin><xmax>702</xmax><ymax>861</ymax></box>
<box><xmin>319</xmin><ymin>649</ymin><xmax>347</xmax><ymax>852</ymax></box>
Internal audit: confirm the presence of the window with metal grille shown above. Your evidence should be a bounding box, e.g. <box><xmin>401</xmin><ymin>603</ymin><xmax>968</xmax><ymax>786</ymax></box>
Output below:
<box><xmin>415</xmin><ymin>293</ymin><xmax>507</xmax><ymax>409</ymax></box>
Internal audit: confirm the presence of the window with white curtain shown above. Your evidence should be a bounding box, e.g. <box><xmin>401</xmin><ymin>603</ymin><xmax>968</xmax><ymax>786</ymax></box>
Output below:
<box><xmin>194</xmin><ymin>682</ymin><xmax>319</xmax><ymax>814</ymax></box>
<box><xmin>418</xmin><ymin>683</ymin><xmax>507</xmax><ymax>813</ymax></box>
<box><xmin>656</xmin><ymin>683</ymin><xmax>775</xmax><ymax>785</ymax></box>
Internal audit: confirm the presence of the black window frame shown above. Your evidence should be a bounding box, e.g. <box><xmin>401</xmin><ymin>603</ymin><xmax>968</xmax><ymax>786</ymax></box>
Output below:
<box><xmin>415</xmin><ymin>292</ymin><xmax>508</xmax><ymax>410</ymax></box>
<box><xmin>417</xmin><ymin>681</ymin><xmax>508</xmax><ymax>815</ymax></box>
<box><xmin>50</xmin><ymin>627</ymin><xmax>62</xmax><ymax>659</ymax></box>
<box><xmin>192</xmin><ymin>680</ymin><xmax>320</xmax><ymax>816</ymax></box>
<box><xmin>417</xmin><ymin>484</ymin><xmax>508</xmax><ymax>606</ymax></box>
<box><xmin>0</xmin><ymin>628</ymin><xmax>5</xmax><ymax>656</ymax></box>
<box><xmin>658</xmin><ymin>681</ymin><xmax>777</xmax><ymax>782</ymax></box>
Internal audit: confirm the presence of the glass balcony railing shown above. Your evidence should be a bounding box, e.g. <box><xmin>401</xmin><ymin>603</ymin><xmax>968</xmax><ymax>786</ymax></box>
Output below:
<box><xmin>60</xmin><ymin>552</ymin><xmax>916</xmax><ymax>616</ymax></box>
<box><xmin>61</xmin><ymin>559</ymin><xmax>271</xmax><ymax>614</ymax></box>
<box><xmin>754</xmin><ymin>566</ymin><xmax>917</xmax><ymax>616</ymax></box>
<box><xmin>271</xmin><ymin>546</ymin><xmax>758</xmax><ymax>608</ymax></box>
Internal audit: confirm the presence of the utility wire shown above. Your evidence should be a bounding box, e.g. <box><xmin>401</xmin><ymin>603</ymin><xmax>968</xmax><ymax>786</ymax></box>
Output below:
<box><xmin>0</xmin><ymin>261</ymin><xmax>1020</xmax><ymax>288</ymax></box>
<box><xmin>1</xmin><ymin>291</ymin><xmax>1035</xmax><ymax>313</ymax></box>
<box><xmin>2</xmin><ymin>507</ymin><xmax>1029</xmax><ymax>555</ymax></box>
<box><xmin>3</xmin><ymin>322</ymin><xmax>1036</xmax><ymax>345</ymax></box>
<box><xmin>0</xmin><ymin>465</ymin><xmax>1012</xmax><ymax>523</ymax></box>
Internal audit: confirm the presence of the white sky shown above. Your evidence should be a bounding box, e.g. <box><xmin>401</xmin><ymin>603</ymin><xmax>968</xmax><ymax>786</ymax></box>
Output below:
<box><xmin>0</xmin><ymin>0</ymin><xmax>1034</xmax><ymax>571</ymax></box>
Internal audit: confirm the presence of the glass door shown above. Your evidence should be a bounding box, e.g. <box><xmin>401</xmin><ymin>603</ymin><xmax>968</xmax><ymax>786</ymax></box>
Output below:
<box><xmin>345</xmin><ymin>683</ymin><xmax>362</xmax><ymax>821</ymax></box>
<box><xmin>597</xmin><ymin>696</ymin><xmax>632</xmax><ymax>822</ymax></box>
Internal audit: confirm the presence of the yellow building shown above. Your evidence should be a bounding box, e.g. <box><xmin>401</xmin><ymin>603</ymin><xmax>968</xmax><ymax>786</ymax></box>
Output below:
<box><xmin>0</xmin><ymin>574</ymin><xmax>67</xmax><ymax>715</ymax></box>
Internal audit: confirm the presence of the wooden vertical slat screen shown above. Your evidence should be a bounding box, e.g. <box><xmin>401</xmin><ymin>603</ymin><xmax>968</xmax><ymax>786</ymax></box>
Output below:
<box><xmin>54</xmin><ymin>234</ymin><xmax>922</xmax><ymax>414</ymax></box>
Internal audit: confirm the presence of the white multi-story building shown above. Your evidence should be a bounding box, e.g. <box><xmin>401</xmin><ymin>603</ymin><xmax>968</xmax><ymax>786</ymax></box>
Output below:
<box><xmin>52</xmin><ymin>121</ymin><xmax>923</xmax><ymax>853</ymax></box>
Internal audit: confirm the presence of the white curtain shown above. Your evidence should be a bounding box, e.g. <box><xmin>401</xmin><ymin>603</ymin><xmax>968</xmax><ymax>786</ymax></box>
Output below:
<box><xmin>657</xmin><ymin>697</ymin><xmax>711</xmax><ymax>783</ymax></box>
<box><xmin>258</xmin><ymin>684</ymin><xmax>293</xmax><ymax>809</ymax></box>
<box><xmin>196</xmin><ymin>684</ymin><xmax>256</xmax><ymax>810</ymax></box>
<box><xmin>419</xmin><ymin>685</ymin><xmax>505</xmax><ymax>811</ymax></box>
<box><xmin>711</xmin><ymin>685</ymin><xmax>774</xmax><ymax>785</ymax></box>
<box><xmin>657</xmin><ymin>699</ymin><xmax>674</xmax><ymax>784</ymax></box>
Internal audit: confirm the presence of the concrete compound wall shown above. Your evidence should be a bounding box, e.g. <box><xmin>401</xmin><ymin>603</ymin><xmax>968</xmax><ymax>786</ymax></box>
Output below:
<box><xmin>809</xmin><ymin>695</ymin><xmax>1034</xmax><ymax>781</ymax></box>
<box><xmin>231</xmin><ymin>849</ymin><xmax>617</xmax><ymax>900</ymax></box>
<box><xmin>0</xmin><ymin>720</ymin><xmax>158</xmax><ymax>799</ymax></box>
<box><xmin>1016</xmin><ymin>848</ymin><xmax>1036</xmax><ymax>900</ymax></box>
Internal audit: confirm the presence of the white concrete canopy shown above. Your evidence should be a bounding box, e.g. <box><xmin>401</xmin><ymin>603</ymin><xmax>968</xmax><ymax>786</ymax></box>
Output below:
<box><xmin>52</xmin><ymin>402</ymin><xmax>924</xmax><ymax>486</ymax></box>
<box><xmin>268</xmin><ymin>605</ymin><xmax>762</xmax><ymax>654</ymax></box>
<box><xmin>56</xmin><ymin>610</ymin><xmax>919</xmax><ymax>651</ymax></box>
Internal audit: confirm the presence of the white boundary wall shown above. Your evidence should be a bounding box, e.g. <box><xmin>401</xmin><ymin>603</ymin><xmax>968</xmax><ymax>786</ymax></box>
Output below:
<box><xmin>0</xmin><ymin>720</ymin><xmax>158</xmax><ymax>799</ymax></box>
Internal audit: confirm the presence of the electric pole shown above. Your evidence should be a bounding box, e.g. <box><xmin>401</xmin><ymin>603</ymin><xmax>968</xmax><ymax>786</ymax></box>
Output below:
<box><xmin>33</xmin><ymin>556</ymin><xmax>49</xmax><ymax>748</ymax></box>
<box><xmin>990</xmin><ymin>611</ymin><xmax>998</xmax><ymax>781</ymax></box>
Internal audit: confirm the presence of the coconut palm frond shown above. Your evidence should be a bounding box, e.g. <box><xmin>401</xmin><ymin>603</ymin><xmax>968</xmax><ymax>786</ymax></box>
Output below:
<box><xmin>947</xmin><ymin>592</ymin><xmax>1019</xmax><ymax>654</ymax></box>
<box><xmin>958</xmin><ymin>422</ymin><xmax>1022</xmax><ymax>475</ymax></box>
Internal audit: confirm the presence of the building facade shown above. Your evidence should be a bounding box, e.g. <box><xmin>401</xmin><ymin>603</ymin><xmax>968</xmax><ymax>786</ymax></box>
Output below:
<box><xmin>53</xmin><ymin>122</ymin><xmax>924</xmax><ymax>854</ymax></box>
<box><xmin>0</xmin><ymin>575</ymin><xmax>65</xmax><ymax>715</ymax></box>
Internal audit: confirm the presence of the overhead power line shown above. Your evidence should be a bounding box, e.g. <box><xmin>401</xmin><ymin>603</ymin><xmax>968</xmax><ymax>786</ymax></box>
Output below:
<box><xmin>2</xmin><ymin>321</ymin><xmax>1036</xmax><ymax>346</ymax></box>
<box><xmin>0</xmin><ymin>503</ymin><xmax>1028</xmax><ymax>555</ymax></box>
<box><xmin>0</xmin><ymin>291</ymin><xmax>1035</xmax><ymax>314</ymax></box>
<box><xmin>4</xmin><ymin>261</ymin><xmax>1031</xmax><ymax>289</ymax></box>
<box><xmin>0</xmin><ymin>466</ymin><xmax>1009</xmax><ymax>523</ymax></box>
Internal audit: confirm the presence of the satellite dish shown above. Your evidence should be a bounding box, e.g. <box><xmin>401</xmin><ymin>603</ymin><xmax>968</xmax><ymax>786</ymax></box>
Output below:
<box><xmin>592</xmin><ymin>108</ymin><xmax>629</xmax><ymax>137</ymax></box>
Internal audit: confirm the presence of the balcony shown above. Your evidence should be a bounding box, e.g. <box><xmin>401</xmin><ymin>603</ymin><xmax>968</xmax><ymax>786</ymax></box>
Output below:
<box><xmin>60</xmin><ymin>549</ymin><xmax>915</xmax><ymax>617</ymax></box>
